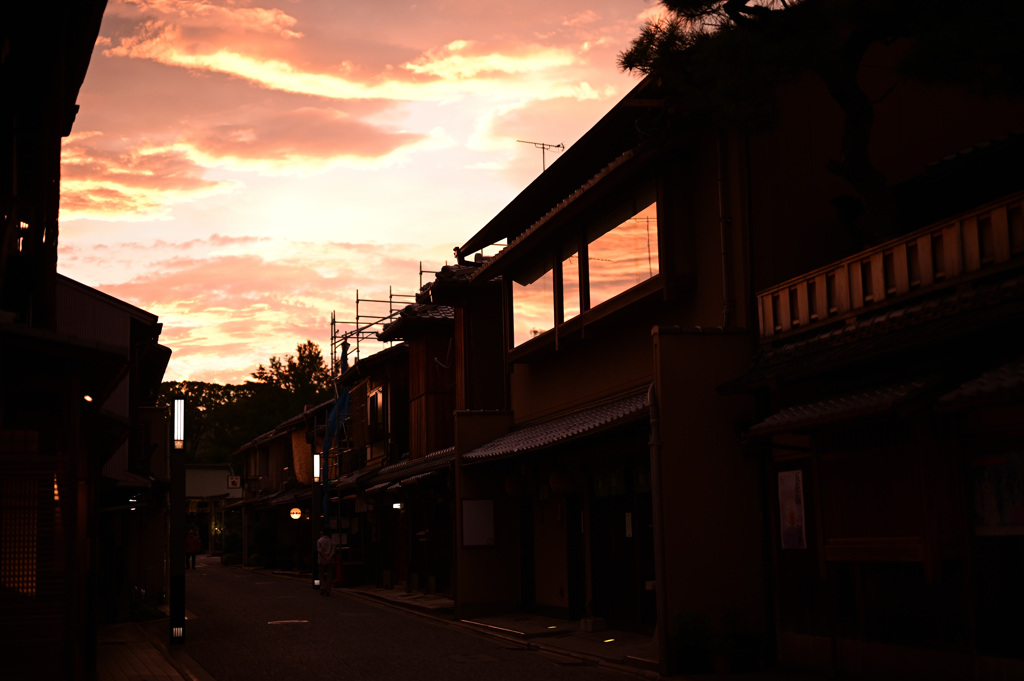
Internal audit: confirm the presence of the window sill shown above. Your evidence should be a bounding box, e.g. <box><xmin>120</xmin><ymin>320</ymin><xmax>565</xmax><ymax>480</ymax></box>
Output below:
<box><xmin>508</xmin><ymin>274</ymin><xmax>664</xmax><ymax>363</ymax></box>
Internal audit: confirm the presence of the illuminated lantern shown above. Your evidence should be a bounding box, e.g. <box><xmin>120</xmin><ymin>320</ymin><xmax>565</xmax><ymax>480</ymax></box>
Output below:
<box><xmin>289</xmin><ymin>507</ymin><xmax>302</xmax><ymax>520</ymax></box>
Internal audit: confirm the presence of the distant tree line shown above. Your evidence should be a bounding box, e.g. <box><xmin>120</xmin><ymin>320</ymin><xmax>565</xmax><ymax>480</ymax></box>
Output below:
<box><xmin>156</xmin><ymin>340</ymin><xmax>333</xmax><ymax>464</ymax></box>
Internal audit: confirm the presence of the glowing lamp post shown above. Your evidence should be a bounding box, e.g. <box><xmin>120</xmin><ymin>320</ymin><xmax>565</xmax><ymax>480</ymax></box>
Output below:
<box><xmin>170</xmin><ymin>398</ymin><xmax>185</xmax><ymax>644</ymax></box>
<box><xmin>173</xmin><ymin>398</ymin><xmax>185</xmax><ymax>450</ymax></box>
<box><xmin>312</xmin><ymin>449</ymin><xmax>322</xmax><ymax>589</ymax></box>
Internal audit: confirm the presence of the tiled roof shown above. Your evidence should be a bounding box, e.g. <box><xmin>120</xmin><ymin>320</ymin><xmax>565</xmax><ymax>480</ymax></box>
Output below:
<box><xmin>378</xmin><ymin>304</ymin><xmax>454</xmax><ymax>341</ymax></box>
<box><xmin>361</xmin><ymin>447</ymin><xmax>455</xmax><ymax>492</ymax></box>
<box><xmin>231</xmin><ymin>397</ymin><xmax>339</xmax><ymax>456</ymax></box>
<box><xmin>437</xmin><ymin>264</ymin><xmax>481</xmax><ymax>283</ymax></box>
<box><xmin>938</xmin><ymin>357</ymin><xmax>1024</xmax><ymax>410</ymax></box>
<box><xmin>248</xmin><ymin>487</ymin><xmax>311</xmax><ymax>509</ymax></box>
<box><xmin>365</xmin><ymin>471</ymin><xmax>439</xmax><ymax>494</ymax></box>
<box><xmin>328</xmin><ymin>472</ymin><xmax>361</xmax><ymax>491</ymax></box>
<box><xmin>748</xmin><ymin>379</ymin><xmax>930</xmax><ymax>436</ymax></box>
<box><xmin>464</xmin><ymin>391</ymin><xmax>650</xmax><ymax>463</ymax></box>
<box><xmin>404</xmin><ymin>304</ymin><xmax>454</xmax><ymax>321</ymax></box>
<box><xmin>470</xmin><ymin>149</ymin><xmax>636</xmax><ymax>282</ymax></box>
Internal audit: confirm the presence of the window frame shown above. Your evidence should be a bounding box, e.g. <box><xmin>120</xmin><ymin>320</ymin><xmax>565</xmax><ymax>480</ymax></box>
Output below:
<box><xmin>507</xmin><ymin>178</ymin><xmax>663</xmax><ymax>355</ymax></box>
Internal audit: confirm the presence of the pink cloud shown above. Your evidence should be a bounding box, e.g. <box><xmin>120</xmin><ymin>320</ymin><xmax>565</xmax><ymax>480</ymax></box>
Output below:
<box><xmin>60</xmin><ymin>133</ymin><xmax>237</xmax><ymax>220</ymax></box>
<box><xmin>77</xmin><ymin>237</ymin><xmax>430</xmax><ymax>382</ymax></box>
<box><xmin>563</xmin><ymin>10</ymin><xmax>601</xmax><ymax>27</ymax></box>
<box><xmin>58</xmin><ymin>0</ymin><xmax>653</xmax><ymax>383</ymax></box>
<box><xmin>187</xmin><ymin>107</ymin><xmax>424</xmax><ymax>160</ymax></box>
<box><xmin>209</xmin><ymin>234</ymin><xmax>265</xmax><ymax>247</ymax></box>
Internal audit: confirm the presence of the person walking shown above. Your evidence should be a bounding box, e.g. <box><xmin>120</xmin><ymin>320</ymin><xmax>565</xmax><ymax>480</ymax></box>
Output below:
<box><xmin>185</xmin><ymin>528</ymin><xmax>201</xmax><ymax>569</ymax></box>
<box><xmin>316</xmin><ymin>529</ymin><xmax>335</xmax><ymax>596</ymax></box>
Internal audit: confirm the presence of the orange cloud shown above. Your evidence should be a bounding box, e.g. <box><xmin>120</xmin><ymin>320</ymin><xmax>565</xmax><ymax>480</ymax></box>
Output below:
<box><xmin>60</xmin><ymin>132</ymin><xmax>239</xmax><ymax>221</ymax></box>
<box><xmin>71</xmin><ymin>235</ymin><xmax>444</xmax><ymax>383</ymax></box>
<box><xmin>186</xmin><ymin>107</ymin><xmax>425</xmax><ymax>162</ymax></box>
<box><xmin>100</xmin><ymin>2</ymin><xmax>609</xmax><ymax>104</ymax></box>
<box><xmin>59</xmin><ymin>0</ymin><xmax>655</xmax><ymax>381</ymax></box>
<box><xmin>563</xmin><ymin>10</ymin><xmax>600</xmax><ymax>27</ymax></box>
<box><xmin>117</xmin><ymin>0</ymin><xmax>303</xmax><ymax>38</ymax></box>
<box><xmin>60</xmin><ymin>105</ymin><xmax>433</xmax><ymax>220</ymax></box>
<box><xmin>403</xmin><ymin>41</ymin><xmax>577</xmax><ymax>79</ymax></box>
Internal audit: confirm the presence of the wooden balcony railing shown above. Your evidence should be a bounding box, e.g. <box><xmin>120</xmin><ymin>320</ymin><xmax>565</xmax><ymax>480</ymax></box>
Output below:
<box><xmin>757</xmin><ymin>192</ymin><xmax>1024</xmax><ymax>338</ymax></box>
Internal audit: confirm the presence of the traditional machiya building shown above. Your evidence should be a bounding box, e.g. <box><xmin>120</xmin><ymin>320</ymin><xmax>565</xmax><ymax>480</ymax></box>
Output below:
<box><xmin>324</xmin><ymin>303</ymin><xmax>459</xmax><ymax>595</ymax></box>
<box><xmin>365</xmin><ymin>303</ymin><xmax>457</xmax><ymax>596</ymax></box>
<box><xmin>424</xmin><ymin>74</ymin><xmax>765</xmax><ymax>674</ymax></box>
<box><xmin>423</xmin><ymin>24</ymin><xmax>1024</xmax><ymax>679</ymax></box>
<box><xmin>735</xmin><ymin>184</ymin><xmax>1024</xmax><ymax>680</ymax></box>
<box><xmin>715</xmin><ymin>32</ymin><xmax>1024</xmax><ymax>681</ymax></box>
<box><xmin>333</xmin><ymin>343</ymin><xmax>410</xmax><ymax>587</ymax></box>
<box><xmin>2</xmin><ymin>4</ymin><xmax>172</xmax><ymax>679</ymax></box>
<box><xmin>231</xmin><ymin>399</ymin><xmax>333</xmax><ymax>572</ymax></box>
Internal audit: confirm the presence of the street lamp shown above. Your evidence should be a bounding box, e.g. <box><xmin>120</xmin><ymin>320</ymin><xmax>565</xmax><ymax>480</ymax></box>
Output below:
<box><xmin>170</xmin><ymin>398</ymin><xmax>185</xmax><ymax>644</ymax></box>
<box><xmin>312</xmin><ymin>450</ymin><xmax>321</xmax><ymax>589</ymax></box>
<box><xmin>173</xmin><ymin>398</ymin><xmax>185</xmax><ymax>450</ymax></box>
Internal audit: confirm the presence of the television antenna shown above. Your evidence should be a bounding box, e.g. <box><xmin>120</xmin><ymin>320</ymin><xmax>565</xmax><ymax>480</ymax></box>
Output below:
<box><xmin>517</xmin><ymin>139</ymin><xmax>564</xmax><ymax>171</ymax></box>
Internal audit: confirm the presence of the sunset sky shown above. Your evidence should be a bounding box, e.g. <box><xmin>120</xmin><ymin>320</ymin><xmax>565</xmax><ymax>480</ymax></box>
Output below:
<box><xmin>58</xmin><ymin>0</ymin><xmax>658</xmax><ymax>384</ymax></box>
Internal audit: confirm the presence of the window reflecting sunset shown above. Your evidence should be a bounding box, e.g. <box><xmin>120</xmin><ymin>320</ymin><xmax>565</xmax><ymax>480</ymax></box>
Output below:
<box><xmin>562</xmin><ymin>251</ymin><xmax>581</xmax><ymax>321</ymax></box>
<box><xmin>512</xmin><ymin>265</ymin><xmax>553</xmax><ymax>347</ymax></box>
<box><xmin>588</xmin><ymin>202</ymin><xmax>658</xmax><ymax>309</ymax></box>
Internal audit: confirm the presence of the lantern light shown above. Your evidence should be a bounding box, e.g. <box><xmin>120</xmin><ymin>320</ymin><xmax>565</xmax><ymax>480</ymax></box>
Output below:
<box><xmin>313</xmin><ymin>453</ymin><xmax>320</xmax><ymax>483</ymax></box>
<box><xmin>173</xmin><ymin>399</ymin><xmax>185</xmax><ymax>450</ymax></box>
<box><xmin>290</xmin><ymin>508</ymin><xmax>302</xmax><ymax>520</ymax></box>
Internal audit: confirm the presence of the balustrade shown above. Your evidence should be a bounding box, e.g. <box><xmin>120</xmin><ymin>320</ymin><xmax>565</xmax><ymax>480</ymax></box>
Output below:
<box><xmin>757</xmin><ymin>192</ymin><xmax>1024</xmax><ymax>338</ymax></box>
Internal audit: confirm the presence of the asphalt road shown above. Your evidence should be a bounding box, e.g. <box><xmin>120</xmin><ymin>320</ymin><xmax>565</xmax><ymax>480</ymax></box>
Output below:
<box><xmin>177</xmin><ymin>562</ymin><xmax>629</xmax><ymax>681</ymax></box>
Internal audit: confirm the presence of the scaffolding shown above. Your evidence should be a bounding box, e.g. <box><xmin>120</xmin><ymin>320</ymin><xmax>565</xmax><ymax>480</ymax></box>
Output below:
<box><xmin>330</xmin><ymin>288</ymin><xmax>412</xmax><ymax>379</ymax></box>
<box><xmin>328</xmin><ymin>263</ymin><xmax>441</xmax><ymax>380</ymax></box>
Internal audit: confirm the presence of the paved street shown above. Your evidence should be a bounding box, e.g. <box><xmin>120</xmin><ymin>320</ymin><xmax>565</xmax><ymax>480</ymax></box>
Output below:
<box><xmin>169</xmin><ymin>559</ymin><xmax>633</xmax><ymax>681</ymax></box>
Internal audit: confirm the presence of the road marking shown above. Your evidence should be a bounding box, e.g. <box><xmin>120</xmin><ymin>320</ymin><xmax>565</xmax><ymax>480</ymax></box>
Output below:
<box><xmin>267</xmin><ymin>620</ymin><xmax>309</xmax><ymax>624</ymax></box>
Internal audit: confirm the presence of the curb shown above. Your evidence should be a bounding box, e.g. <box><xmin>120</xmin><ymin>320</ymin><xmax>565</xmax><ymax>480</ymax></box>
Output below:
<box><xmin>346</xmin><ymin>588</ymin><xmax>665</xmax><ymax>680</ymax></box>
<box><xmin>230</xmin><ymin>562</ymin><xmax>666</xmax><ymax>680</ymax></box>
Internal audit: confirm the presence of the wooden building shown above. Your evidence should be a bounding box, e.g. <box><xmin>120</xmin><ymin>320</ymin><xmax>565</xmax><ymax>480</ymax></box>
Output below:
<box><xmin>424</xmin><ymin>18</ymin><xmax>1024</xmax><ymax>677</ymax></box>
<box><xmin>2</xmin><ymin>4</ymin><xmax>172</xmax><ymax>679</ymax></box>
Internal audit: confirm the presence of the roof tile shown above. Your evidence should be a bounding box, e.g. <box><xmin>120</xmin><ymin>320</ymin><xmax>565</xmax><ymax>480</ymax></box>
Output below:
<box><xmin>464</xmin><ymin>391</ymin><xmax>649</xmax><ymax>462</ymax></box>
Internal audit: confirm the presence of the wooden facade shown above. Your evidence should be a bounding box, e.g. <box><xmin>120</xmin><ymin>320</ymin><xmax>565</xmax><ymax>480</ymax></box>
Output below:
<box><xmin>2</xmin><ymin>5</ymin><xmax>171</xmax><ymax>679</ymax></box>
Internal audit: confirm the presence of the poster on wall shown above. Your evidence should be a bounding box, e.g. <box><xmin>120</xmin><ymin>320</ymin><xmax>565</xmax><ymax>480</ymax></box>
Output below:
<box><xmin>778</xmin><ymin>470</ymin><xmax>807</xmax><ymax>550</ymax></box>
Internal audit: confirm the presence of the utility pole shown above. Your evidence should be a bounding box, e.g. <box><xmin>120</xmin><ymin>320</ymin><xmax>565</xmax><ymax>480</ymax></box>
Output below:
<box><xmin>517</xmin><ymin>139</ymin><xmax>564</xmax><ymax>171</ymax></box>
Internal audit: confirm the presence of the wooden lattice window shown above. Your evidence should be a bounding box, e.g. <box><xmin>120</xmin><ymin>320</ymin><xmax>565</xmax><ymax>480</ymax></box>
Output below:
<box><xmin>1</xmin><ymin>477</ymin><xmax>37</xmax><ymax>597</ymax></box>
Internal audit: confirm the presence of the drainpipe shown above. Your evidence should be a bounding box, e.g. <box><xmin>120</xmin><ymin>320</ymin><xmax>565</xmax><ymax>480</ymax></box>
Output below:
<box><xmin>718</xmin><ymin>130</ymin><xmax>734</xmax><ymax>328</ymax></box>
<box><xmin>648</xmin><ymin>382</ymin><xmax>669</xmax><ymax>676</ymax></box>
